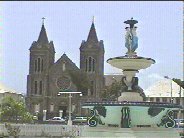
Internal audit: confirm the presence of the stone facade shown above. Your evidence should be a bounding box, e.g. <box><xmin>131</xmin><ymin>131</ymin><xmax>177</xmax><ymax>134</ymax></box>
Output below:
<box><xmin>26</xmin><ymin>21</ymin><xmax>105</xmax><ymax>119</ymax></box>
<box><xmin>80</xmin><ymin>22</ymin><xmax>105</xmax><ymax>98</ymax></box>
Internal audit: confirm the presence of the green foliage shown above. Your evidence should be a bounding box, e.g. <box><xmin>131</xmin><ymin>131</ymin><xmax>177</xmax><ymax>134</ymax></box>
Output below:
<box><xmin>0</xmin><ymin>96</ymin><xmax>33</xmax><ymax>123</ymax></box>
<box><xmin>101</xmin><ymin>81</ymin><xmax>122</xmax><ymax>100</ymax></box>
<box><xmin>68</xmin><ymin>70</ymin><xmax>90</xmax><ymax>95</ymax></box>
<box><xmin>172</xmin><ymin>78</ymin><xmax>184</xmax><ymax>89</ymax></box>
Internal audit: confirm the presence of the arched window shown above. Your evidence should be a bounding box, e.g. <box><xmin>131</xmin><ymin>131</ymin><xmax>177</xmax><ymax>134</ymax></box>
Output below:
<box><xmin>92</xmin><ymin>59</ymin><xmax>95</xmax><ymax>72</ymax></box>
<box><xmin>34</xmin><ymin>81</ymin><xmax>37</xmax><ymax>94</ymax></box>
<box><xmin>88</xmin><ymin>57</ymin><xmax>92</xmax><ymax>72</ymax></box>
<box><xmin>39</xmin><ymin>81</ymin><xmax>42</xmax><ymax>95</ymax></box>
<box><xmin>38</xmin><ymin>58</ymin><xmax>40</xmax><ymax>72</ymax></box>
<box><xmin>85</xmin><ymin>59</ymin><xmax>88</xmax><ymax>72</ymax></box>
<box><xmin>35</xmin><ymin>60</ymin><xmax>37</xmax><ymax>72</ymax></box>
<box><xmin>41</xmin><ymin>59</ymin><xmax>43</xmax><ymax>72</ymax></box>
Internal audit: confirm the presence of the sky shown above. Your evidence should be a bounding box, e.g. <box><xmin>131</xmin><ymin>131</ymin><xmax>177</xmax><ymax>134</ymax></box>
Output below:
<box><xmin>0</xmin><ymin>1</ymin><xmax>183</xmax><ymax>95</ymax></box>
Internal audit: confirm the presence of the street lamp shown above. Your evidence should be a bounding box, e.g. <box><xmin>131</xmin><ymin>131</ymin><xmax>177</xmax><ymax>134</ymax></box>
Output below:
<box><xmin>58</xmin><ymin>90</ymin><xmax>82</xmax><ymax>126</ymax></box>
<box><xmin>164</xmin><ymin>76</ymin><xmax>173</xmax><ymax>103</ymax></box>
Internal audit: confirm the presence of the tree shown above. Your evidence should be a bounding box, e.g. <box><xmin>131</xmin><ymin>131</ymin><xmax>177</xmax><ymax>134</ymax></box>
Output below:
<box><xmin>172</xmin><ymin>78</ymin><xmax>184</xmax><ymax>89</ymax></box>
<box><xmin>0</xmin><ymin>96</ymin><xmax>33</xmax><ymax>123</ymax></box>
<box><xmin>68</xmin><ymin>70</ymin><xmax>90</xmax><ymax>96</ymax></box>
<box><xmin>101</xmin><ymin>80</ymin><xmax>122</xmax><ymax>100</ymax></box>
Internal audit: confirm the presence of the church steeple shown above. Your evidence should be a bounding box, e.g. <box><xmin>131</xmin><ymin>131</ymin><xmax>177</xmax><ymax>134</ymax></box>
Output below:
<box><xmin>87</xmin><ymin>17</ymin><xmax>98</xmax><ymax>43</ymax></box>
<box><xmin>37</xmin><ymin>18</ymin><xmax>49</xmax><ymax>44</ymax></box>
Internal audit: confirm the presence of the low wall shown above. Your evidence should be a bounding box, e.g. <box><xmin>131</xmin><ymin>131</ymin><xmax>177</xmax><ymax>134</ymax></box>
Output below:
<box><xmin>81</xmin><ymin>126</ymin><xmax>181</xmax><ymax>138</ymax></box>
<box><xmin>0</xmin><ymin>124</ymin><xmax>181</xmax><ymax>138</ymax></box>
<box><xmin>0</xmin><ymin>124</ymin><xmax>85</xmax><ymax>137</ymax></box>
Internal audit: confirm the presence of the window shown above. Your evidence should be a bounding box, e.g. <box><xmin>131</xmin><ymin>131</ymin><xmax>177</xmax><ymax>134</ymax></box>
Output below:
<box><xmin>62</xmin><ymin>62</ymin><xmax>66</xmax><ymax>71</ymax></box>
<box><xmin>176</xmin><ymin>98</ymin><xmax>180</xmax><ymax>105</ymax></box>
<box><xmin>150</xmin><ymin>97</ymin><xmax>154</xmax><ymax>102</ymax></box>
<box><xmin>38</xmin><ymin>58</ymin><xmax>40</xmax><ymax>72</ymax></box>
<box><xmin>39</xmin><ymin>81</ymin><xmax>42</xmax><ymax>95</ymax></box>
<box><xmin>35</xmin><ymin>81</ymin><xmax>37</xmax><ymax>94</ymax></box>
<box><xmin>87</xmin><ymin>57</ymin><xmax>95</xmax><ymax>72</ymax></box>
<box><xmin>35</xmin><ymin>60</ymin><xmax>37</xmax><ymax>72</ymax></box>
<box><xmin>156</xmin><ymin>98</ymin><xmax>160</xmax><ymax>102</ymax></box>
<box><xmin>88</xmin><ymin>57</ymin><xmax>92</xmax><ymax>72</ymax></box>
<box><xmin>162</xmin><ymin>97</ymin><xmax>167</xmax><ymax>103</ymax></box>
<box><xmin>35</xmin><ymin>58</ymin><xmax>43</xmax><ymax>73</ymax></box>
<box><xmin>92</xmin><ymin>59</ymin><xmax>95</xmax><ymax>72</ymax></box>
<box><xmin>90</xmin><ymin>81</ymin><xmax>94</xmax><ymax>95</ymax></box>
<box><xmin>85</xmin><ymin>59</ymin><xmax>88</xmax><ymax>72</ymax></box>
<box><xmin>41</xmin><ymin>59</ymin><xmax>43</xmax><ymax>72</ymax></box>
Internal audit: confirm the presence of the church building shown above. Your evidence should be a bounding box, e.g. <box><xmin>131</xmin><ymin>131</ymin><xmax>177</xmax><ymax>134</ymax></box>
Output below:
<box><xmin>26</xmin><ymin>19</ymin><xmax>105</xmax><ymax>118</ymax></box>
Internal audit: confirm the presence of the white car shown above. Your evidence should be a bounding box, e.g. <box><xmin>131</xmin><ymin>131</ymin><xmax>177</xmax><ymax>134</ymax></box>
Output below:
<box><xmin>175</xmin><ymin>119</ymin><xmax>184</xmax><ymax>128</ymax></box>
<box><xmin>48</xmin><ymin>117</ymin><xmax>66</xmax><ymax>123</ymax></box>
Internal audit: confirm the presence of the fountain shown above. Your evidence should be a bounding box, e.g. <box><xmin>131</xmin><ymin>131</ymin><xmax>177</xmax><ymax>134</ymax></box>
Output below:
<box><xmin>80</xmin><ymin>18</ymin><xmax>182</xmax><ymax>138</ymax></box>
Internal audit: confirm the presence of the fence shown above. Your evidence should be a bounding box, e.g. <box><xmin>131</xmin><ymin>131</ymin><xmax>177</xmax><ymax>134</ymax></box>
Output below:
<box><xmin>0</xmin><ymin>123</ymin><xmax>85</xmax><ymax>137</ymax></box>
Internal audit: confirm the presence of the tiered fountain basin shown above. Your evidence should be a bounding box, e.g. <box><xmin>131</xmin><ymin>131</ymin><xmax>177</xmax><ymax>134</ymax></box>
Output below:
<box><xmin>82</xmin><ymin>101</ymin><xmax>181</xmax><ymax>128</ymax></box>
<box><xmin>107</xmin><ymin>56</ymin><xmax>155</xmax><ymax>70</ymax></box>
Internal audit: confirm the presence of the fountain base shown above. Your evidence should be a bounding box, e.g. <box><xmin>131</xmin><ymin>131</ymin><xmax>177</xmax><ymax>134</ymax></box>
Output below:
<box><xmin>82</xmin><ymin>101</ymin><xmax>181</xmax><ymax>128</ymax></box>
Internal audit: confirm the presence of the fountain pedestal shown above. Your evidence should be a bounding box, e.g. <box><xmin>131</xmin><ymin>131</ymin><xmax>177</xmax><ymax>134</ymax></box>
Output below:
<box><xmin>118</xmin><ymin>92</ymin><xmax>143</xmax><ymax>101</ymax></box>
<box><xmin>118</xmin><ymin>70</ymin><xmax>143</xmax><ymax>101</ymax></box>
<box><xmin>107</xmin><ymin>56</ymin><xmax>155</xmax><ymax>102</ymax></box>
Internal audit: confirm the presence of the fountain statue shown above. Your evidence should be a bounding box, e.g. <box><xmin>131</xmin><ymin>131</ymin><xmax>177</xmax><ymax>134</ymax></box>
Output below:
<box><xmin>124</xmin><ymin>17</ymin><xmax>138</xmax><ymax>55</ymax></box>
<box><xmin>107</xmin><ymin>18</ymin><xmax>156</xmax><ymax>102</ymax></box>
<box><xmin>81</xmin><ymin>18</ymin><xmax>182</xmax><ymax>138</ymax></box>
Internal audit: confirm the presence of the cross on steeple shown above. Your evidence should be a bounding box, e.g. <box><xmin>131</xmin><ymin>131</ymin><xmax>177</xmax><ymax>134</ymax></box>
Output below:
<box><xmin>92</xmin><ymin>16</ymin><xmax>95</xmax><ymax>24</ymax></box>
<box><xmin>42</xmin><ymin>17</ymin><xmax>45</xmax><ymax>25</ymax></box>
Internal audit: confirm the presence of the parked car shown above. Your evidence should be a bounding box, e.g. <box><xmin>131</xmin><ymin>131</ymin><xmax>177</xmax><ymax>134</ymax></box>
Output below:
<box><xmin>175</xmin><ymin>119</ymin><xmax>184</xmax><ymax>128</ymax></box>
<box><xmin>72</xmin><ymin>116</ymin><xmax>88</xmax><ymax>125</ymax></box>
<box><xmin>47</xmin><ymin>117</ymin><xmax>66</xmax><ymax>124</ymax></box>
